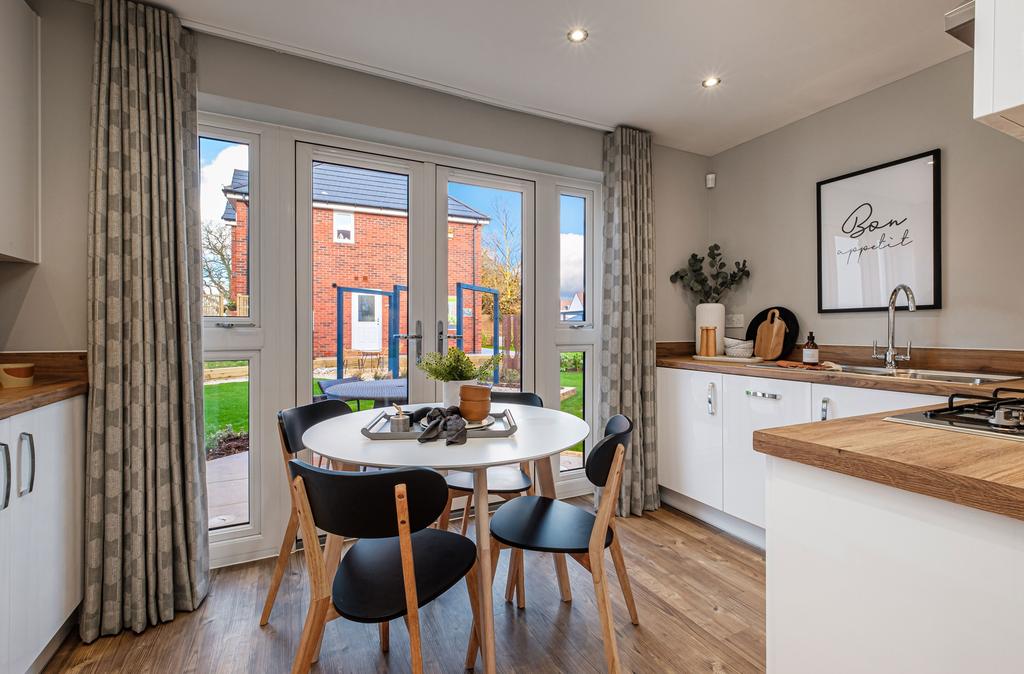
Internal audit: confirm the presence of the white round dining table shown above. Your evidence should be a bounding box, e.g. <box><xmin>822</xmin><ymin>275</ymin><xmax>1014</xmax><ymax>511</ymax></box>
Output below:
<box><xmin>302</xmin><ymin>402</ymin><xmax>590</xmax><ymax>674</ymax></box>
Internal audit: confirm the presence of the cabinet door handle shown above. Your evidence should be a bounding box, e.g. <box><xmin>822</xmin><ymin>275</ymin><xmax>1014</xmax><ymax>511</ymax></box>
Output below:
<box><xmin>17</xmin><ymin>432</ymin><xmax>35</xmax><ymax>497</ymax></box>
<box><xmin>0</xmin><ymin>442</ymin><xmax>10</xmax><ymax>510</ymax></box>
<box><xmin>706</xmin><ymin>382</ymin><xmax>716</xmax><ymax>416</ymax></box>
<box><xmin>820</xmin><ymin>397</ymin><xmax>830</xmax><ymax>421</ymax></box>
<box><xmin>746</xmin><ymin>389</ymin><xmax>781</xmax><ymax>401</ymax></box>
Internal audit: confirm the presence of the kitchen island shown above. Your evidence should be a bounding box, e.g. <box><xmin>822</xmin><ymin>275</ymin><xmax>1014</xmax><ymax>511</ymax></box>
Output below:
<box><xmin>754</xmin><ymin>412</ymin><xmax>1024</xmax><ymax>674</ymax></box>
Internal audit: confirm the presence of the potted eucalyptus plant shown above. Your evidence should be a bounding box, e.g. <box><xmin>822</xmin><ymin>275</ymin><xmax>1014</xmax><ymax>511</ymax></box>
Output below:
<box><xmin>417</xmin><ymin>347</ymin><xmax>502</xmax><ymax>407</ymax></box>
<box><xmin>669</xmin><ymin>244</ymin><xmax>750</xmax><ymax>355</ymax></box>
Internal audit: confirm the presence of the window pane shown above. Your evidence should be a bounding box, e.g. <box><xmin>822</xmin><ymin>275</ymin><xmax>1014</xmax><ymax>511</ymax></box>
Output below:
<box><xmin>201</xmin><ymin>136</ymin><xmax>250</xmax><ymax>317</ymax></box>
<box><xmin>559</xmin><ymin>194</ymin><xmax>586</xmax><ymax>322</ymax></box>
<box><xmin>311</xmin><ymin>162</ymin><xmax>409</xmax><ymax>407</ymax></box>
<box><xmin>204</xmin><ymin>360</ymin><xmax>250</xmax><ymax>529</ymax></box>
<box><xmin>559</xmin><ymin>351</ymin><xmax>585</xmax><ymax>472</ymax></box>
<box><xmin>447</xmin><ymin>181</ymin><xmax>523</xmax><ymax>391</ymax></box>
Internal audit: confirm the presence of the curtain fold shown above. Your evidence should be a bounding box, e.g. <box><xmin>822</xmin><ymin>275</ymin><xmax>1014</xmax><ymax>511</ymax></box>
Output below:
<box><xmin>82</xmin><ymin>0</ymin><xmax>208</xmax><ymax>643</ymax></box>
<box><xmin>600</xmin><ymin>126</ymin><xmax>659</xmax><ymax>516</ymax></box>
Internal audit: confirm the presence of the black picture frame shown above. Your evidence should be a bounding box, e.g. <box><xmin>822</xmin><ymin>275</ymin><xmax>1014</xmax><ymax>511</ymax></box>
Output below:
<box><xmin>816</xmin><ymin>149</ymin><xmax>941</xmax><ymax>313</ymax></box>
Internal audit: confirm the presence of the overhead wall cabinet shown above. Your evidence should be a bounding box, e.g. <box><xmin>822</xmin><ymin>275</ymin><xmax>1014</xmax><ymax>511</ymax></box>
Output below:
<box><xmin>974</xmin><ymin>0</ymin><xmax>1024</xmax><ymax>140</ymax></box>
<box><xmin>0</xmin><ymin>0</ymin><xmax>41</xmax><ymax>263</ymax></box>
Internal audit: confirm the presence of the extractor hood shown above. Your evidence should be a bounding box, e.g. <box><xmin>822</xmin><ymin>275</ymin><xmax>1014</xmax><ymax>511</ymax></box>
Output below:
<box><xmin>945</xmin><ymin>1</ymin><xmax>975</xmax><ymax>47</ymax></box>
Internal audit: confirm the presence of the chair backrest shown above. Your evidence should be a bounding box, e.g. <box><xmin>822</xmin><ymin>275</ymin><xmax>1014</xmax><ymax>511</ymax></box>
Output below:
<box><xmin>288</xmin><ymin>459</ymin><xmax>449</xmax><ymax>539</ymax></box>
<box><xmin>277</xmin><ymin>400</ymin><xmax>352</xmax><ymax>455</ymax></box>
<box><xmin>491</xmin><ymin>391</ymin><xmax>543</xmax><ymax>407</ymax></box>
<box><xmin>585</xmin><ymin>414</ymin><xmax>633</xmax><ymax>487</ymax></box>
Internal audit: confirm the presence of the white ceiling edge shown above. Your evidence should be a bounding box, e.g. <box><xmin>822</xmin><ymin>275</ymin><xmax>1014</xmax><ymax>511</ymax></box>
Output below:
<box><xmin>181</xmin><ymin>16</ymin><xmax>617</xmax><ymax>135</ymax></box>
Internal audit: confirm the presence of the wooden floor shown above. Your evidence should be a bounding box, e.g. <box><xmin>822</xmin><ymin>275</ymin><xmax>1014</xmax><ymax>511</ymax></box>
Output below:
<box><xmin>45</xmin><ymin>500</ymin><xmax>765</xmax><ymax>673</ymax></box>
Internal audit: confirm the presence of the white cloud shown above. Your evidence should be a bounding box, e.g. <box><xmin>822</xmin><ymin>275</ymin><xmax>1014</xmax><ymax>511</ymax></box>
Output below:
<box><xmin>200</xmin><ymin>143</ymin><xmax>248</xmax><ymax>224</ymax></box>
<box><xmin>560</xmin><ymin>232</ymin><xmax>584</xmax><ymax>297</ymax></box>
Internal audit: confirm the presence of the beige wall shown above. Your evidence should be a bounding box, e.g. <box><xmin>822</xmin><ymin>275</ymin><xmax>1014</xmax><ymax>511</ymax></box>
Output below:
<box><xmin>653</xmin><ymin>145</ymin><xmax>711</xmax><ymax>342</ymax></box>
<box><xmin>705</xmin><ymin>54</ymin><xmax>1024</xmax><ymax>349</ymax></box>
<box><xmin>0</xmin><ymin>0</ymin><xmax>93</xmax><ymax>351</ymax></box>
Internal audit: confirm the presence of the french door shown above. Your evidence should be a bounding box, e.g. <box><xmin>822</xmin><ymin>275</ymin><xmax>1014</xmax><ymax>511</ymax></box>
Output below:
<box><xmin>295</xmin><ymin>144</ymin><xmax>536</xmax><ymax>407</ymax></box>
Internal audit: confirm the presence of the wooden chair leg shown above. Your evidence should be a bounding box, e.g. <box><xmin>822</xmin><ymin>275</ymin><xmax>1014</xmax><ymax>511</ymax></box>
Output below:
<box><xmin>260</xmin><ymin>508</ymin><xmax>299</xmax><ymax>626</ymax></box>
<box><xmin>438</xmin><ymin>489</ymin><xmax>455</xmax><ymax>530</ymax></box>
<box><xmin>609</xmin><ymin>535</ymin><xmax>639</xmax><ymax>625</ymax></box>
<box><xmin>591</xmin><ymin>553</ymin><xmax>622</xmax><ymax>674</ymax></box>
<box><xmin>379</xmin><ymin>621</ymin><xmax>390</xmax><ymax>652</ymax></box>
<box><xmin>514</xmin><ymin>548</ymin><xmax>526</xmax><ymax>609</ymax></box>
<box><xmin>291</xmin><ymin>597</ymin><xmax>330</xmax><ymax>674</ymax></box>
<box><xmin>463</xmin><ymin>563</ymin><xmax>482</xmax><ymax>670</ymax></box>
<box><xmin>460</xmin><ymin>496</ymin><xmax>472</xmax><ymax>537</ymax></box>
<box><xmin>404</xmin><ymin>615</ymin><xmax>424</xmax><ymax>674</ymax></box>
<box><xmin>504</xmin><ymin>547</ymin><xmax>519</xmax><ymax>604</ymax></box>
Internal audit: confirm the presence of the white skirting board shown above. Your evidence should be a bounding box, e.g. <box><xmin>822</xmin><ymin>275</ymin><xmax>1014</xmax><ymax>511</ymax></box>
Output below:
<box><xmin>765</xmin><ymin>456</ymin><xmax>1024</xmax><ymax>674</ymax></box>
<box><xmin>659</xmin><ymin>487</ymin><xmax>765</xmax><ymax>550</ymax></box>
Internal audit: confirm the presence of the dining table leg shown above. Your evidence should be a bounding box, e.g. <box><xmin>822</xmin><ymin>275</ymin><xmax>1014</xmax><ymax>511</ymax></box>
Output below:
<box><xmin>473</xmin><ymin>467</ymin><xmax>497</xmax><ymax>673</ymax></box>
<box><xmin>534</xmin><ymin>455</ymin><xmax>573</xmax><ymax>602</ymax></box>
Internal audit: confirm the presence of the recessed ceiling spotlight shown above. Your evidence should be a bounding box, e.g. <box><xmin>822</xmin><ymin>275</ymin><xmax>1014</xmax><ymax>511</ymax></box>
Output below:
<box><xmin>567</xmin><ymin>28</ymin><xmax>589</xmax><ymax>43</ymax></box>
<box><xmin>701</xmin><ymin>76</ymin><xmax>722</xmax><ymax>88</ymax></box>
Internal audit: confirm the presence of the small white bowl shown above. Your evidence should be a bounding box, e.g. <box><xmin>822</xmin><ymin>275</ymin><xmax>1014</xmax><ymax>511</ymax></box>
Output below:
<box><xmin>724</xmin><ymin>340</ymin><xmax>754</xmax><ymax>358</ymax></box>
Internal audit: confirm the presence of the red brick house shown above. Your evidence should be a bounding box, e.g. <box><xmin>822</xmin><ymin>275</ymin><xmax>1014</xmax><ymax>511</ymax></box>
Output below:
<box><xmin>221</xmin><ymin>164</ymin><xmax>489</xmax><ymax>370</ymax></box>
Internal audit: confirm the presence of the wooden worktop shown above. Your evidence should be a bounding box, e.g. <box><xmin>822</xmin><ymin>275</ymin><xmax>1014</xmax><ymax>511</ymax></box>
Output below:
<box><xmin>0</xmin><ymin>376</ymin><xmax>88</xmax><ymax>420</ymax></box>
<box><xmin>753</xmin><ymin>410</ymin><xmax>1024</xmax><ymax>521</ymax></box>
<box><xmin>656</xmin><ymin>355</ymin><xmax>1024</xmax><ymax>398</ymax></box>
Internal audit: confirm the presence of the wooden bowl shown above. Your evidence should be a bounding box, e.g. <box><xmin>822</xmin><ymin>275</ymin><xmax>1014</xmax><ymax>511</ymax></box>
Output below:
<box><xmin>459</xmin><ymin>384</ymin><xmax>491</xmax><ymax>421</ymax></box>
<box><xmin>0</xmin><ymin>362</ymin><xmax>34</xmax><ymax>388</ymax></box>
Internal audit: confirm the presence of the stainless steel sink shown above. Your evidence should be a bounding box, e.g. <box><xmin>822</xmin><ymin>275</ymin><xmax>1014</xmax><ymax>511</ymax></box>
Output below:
<box><xmin>747</xmin><ymin>362</ymin><xmax>1019</xmax><ymax>385</ymax></box>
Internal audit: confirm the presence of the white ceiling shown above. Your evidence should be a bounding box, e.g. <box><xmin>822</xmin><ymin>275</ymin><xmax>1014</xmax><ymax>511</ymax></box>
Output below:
<box><xmin>167</xmin><ymin>0</ymin><xmax>968</xmax><ymax>156</ymax></box>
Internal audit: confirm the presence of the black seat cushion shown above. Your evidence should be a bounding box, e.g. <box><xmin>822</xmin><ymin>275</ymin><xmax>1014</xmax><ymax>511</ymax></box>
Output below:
<box><xmin>332</xmin><ymin>528</ymin><xmax>476</xmax><ymax>623</ymax></box>
<box><xmin>445</xmin><ymin>465</ymin><xmax>532</xmax><ymax>494</ymax></box>
<box><xmin>489</xmin><ymin>496</ymin><xmax>613</xmax><ymax>554</ymax></box>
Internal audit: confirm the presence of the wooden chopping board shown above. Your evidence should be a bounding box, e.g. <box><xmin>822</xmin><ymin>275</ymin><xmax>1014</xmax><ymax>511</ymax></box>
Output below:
<box><xmin>754</xmin><ymin>309</ymin><xmax>788</xmax><ymax>360</ymax></box>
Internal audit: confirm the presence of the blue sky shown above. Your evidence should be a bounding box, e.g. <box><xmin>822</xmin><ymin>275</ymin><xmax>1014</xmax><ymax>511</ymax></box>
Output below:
<box><xmin>200</xmin><ymin>137</ymin><xmax>234</xmax><ymax>167</ymax></box>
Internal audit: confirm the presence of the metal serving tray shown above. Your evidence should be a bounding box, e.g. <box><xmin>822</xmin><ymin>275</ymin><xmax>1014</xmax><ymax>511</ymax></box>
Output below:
<box><xmin>360</xmin><ymin>408</ymin><xmax>518</xmax><ymax>440</ymax></box>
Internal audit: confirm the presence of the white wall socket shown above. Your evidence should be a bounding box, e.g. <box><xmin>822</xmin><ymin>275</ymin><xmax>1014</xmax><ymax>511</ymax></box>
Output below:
<box><xmin>725</xmin><ymin>313</ymin><xmax>745</xmax><ymax>328</ymax></box>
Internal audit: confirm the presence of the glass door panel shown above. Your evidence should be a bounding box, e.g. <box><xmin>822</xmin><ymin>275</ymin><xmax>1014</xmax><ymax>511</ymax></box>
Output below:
<box><xmin>297</xmin><ymin>144</ymin><xmax>434</xmax><ymax>409</ymax></box>
<box><xmin>443</xmin><ymin>174</ymin><xmax>532</xmax><ymax>392</ymax></box>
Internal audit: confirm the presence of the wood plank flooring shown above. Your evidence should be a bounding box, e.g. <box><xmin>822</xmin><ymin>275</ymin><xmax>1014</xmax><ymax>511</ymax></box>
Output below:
<box><xmin>45</xmin><ymin>500</ymin><xmax>765</xmax><ymax>673</ymax></box>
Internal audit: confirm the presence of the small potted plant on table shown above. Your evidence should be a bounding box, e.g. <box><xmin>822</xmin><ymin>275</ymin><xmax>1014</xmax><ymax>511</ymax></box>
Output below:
<box><xmin>418</xmin><ymin>347</ymin><xmax>502</xmax><ymax>407</ymax></box>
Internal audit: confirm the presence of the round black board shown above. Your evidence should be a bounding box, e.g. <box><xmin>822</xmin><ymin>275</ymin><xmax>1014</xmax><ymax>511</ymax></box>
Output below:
<box><xmin>744</xmin><ymin>307</ymin><xmax>801</xmax><ymax>359</ymax></box>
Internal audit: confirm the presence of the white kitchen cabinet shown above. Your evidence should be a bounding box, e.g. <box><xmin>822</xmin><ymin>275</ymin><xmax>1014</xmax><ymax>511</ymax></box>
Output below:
<box><xmin>973</xmin><ymin>0</ymin><xmax>1024</xmax><ymax>141</ymax></box>
<box><xmin>656</xmin><ymin>367</ymin><xmax>724</xmax><ymax>509</ymax></box>
<box><xmin>0</xmin><ymin>0</ymin><xmax>40</xmax><ymax>262</ymax></box>
<box><xmin>722</xmin><ymin>375</ymin><xmax>812</xmax><ymax>528</ymax></box>
<box><xmin>2</xmin><ymin>396</ymin><xmax>85</xmax><ymax>674</ymax></box>
<box><xmin>812</xmin><ymin>384</ymin><xmax>944</xmax><ymax>421</ymax></box>
<box><xmin>0</xmin><ymin>417</ymin><xmax>12</xmax><ymax>674</ymax></box>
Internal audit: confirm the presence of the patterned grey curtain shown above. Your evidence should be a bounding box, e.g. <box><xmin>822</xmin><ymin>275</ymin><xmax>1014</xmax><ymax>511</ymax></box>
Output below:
<box><xmin>81</xmin><ymin>0</ymin><xmax>208</xmax><ymax>643</ymax></box>
<box><xmin>600</xmin><ymin>126</ymin><xmax>659</xmax><ymax>516</ymax></box>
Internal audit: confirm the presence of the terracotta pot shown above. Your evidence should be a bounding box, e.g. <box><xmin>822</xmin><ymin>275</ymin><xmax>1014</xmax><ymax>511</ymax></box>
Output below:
<box><xmin>459</xmin><ymin>384</ymin><xmax>491</xmax><ymax>422</ymax></box>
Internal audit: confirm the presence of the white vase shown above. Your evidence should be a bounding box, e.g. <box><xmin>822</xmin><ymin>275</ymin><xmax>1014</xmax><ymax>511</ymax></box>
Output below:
<box><xmin>442</xmin><ymin>379</ymin><xmax>477</xmax><ymax>408</ymax></box>
<box><xmin>695</xmin><ymin>303</ymin><xmax>726</xmax><ymax>355</ymax></box>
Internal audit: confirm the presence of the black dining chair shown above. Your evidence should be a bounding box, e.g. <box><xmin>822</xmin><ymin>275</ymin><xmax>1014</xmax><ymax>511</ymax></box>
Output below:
<box><xmin>437</xmin><ymin>391</ymin><xmax>541</xmax><ymax>607</ymax></box>
<box><xmin>260</xmin><ymin>400</ymin><xmax>352</xmax><ymax>626</ymax></box>
<box><xmin>287</xmin><ymin>460</ymin><xmax>480</xmax><ymax>674</ymax></box>
<box><xmin>469</xmin><ymin>414</ymin><xmax>640</xmax><ymax>673</ymax></box>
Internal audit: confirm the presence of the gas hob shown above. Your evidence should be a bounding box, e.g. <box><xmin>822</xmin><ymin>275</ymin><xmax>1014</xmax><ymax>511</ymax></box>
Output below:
<box><xmin>885</xmin><ymin>388</ymin><xmax>1024</xmax><ymax>442</ymax></box>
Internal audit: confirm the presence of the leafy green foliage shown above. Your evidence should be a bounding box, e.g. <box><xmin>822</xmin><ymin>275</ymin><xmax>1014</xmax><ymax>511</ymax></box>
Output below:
<box><xmin>417</xmin><ymin>347</ymin><xmax>502</xmax><ymax>382</ymax></box>
<box><xmin>559</xmin><ymin>351</ymin><xmax>584</xmax><ymax>372</ymax></box>
<box><xmin>669</xmin><ymin>243</ymin><xmax>750</xmax><ymax>303</ymax></box>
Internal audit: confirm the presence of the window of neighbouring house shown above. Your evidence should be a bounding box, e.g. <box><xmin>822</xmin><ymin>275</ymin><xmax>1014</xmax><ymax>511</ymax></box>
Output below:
<box><xmin>200</xmin><ymin>135</ymin><xmax>251</xmax><ymax>319</ymax></box>
<box><xmin>333</xmin><ymin>210</ymin><xmax>355</xmax><ymax>244</ymax></box>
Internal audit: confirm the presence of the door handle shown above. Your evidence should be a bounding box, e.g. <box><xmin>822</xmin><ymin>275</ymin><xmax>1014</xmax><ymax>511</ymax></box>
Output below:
<box><xmin>746</xmin><ymin>389</ymin><xmax>781</xmax><ymax>401</ymax></box>
<box><xmin>0</xmin><ymin>442</ymin><xmax>10</xmax><ymax>510</ymax></box>
<box><xmin>17</xmin><ymin>432</ymin><xmax>35</xmax><ymax>497</ymax></box>
<box><xmin>820</xmin><ymin>397</ymin><xmax>830</xmax><ymax>421</ymax></box>
<box><xmin>436</xmin><ymin>320</ymin><xmax>464</xmax><ymax>352</ymax></box>
<box><xmin>395</xmin><ymin>320</ymin><xmax>423</xmax><ymax>364</ymax></box>
<box><xmin>706</xmin><ymin>382</ymin><xmax>716</xmax><ymax>416</ymax></box>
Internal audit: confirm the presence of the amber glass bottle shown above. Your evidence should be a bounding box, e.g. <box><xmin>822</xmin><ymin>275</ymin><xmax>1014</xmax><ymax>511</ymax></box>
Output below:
<box><xmin>802</xmin><ymin>332</ymin><xmax>819</xmax><ymax>364</ymax></box>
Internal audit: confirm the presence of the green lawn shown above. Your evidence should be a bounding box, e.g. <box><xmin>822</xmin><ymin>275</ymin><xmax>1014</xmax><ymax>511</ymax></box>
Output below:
<box><xmin>559</xmin><ymin>369</ymin><xmax>584</xmax><ymax>453</ymax></box>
